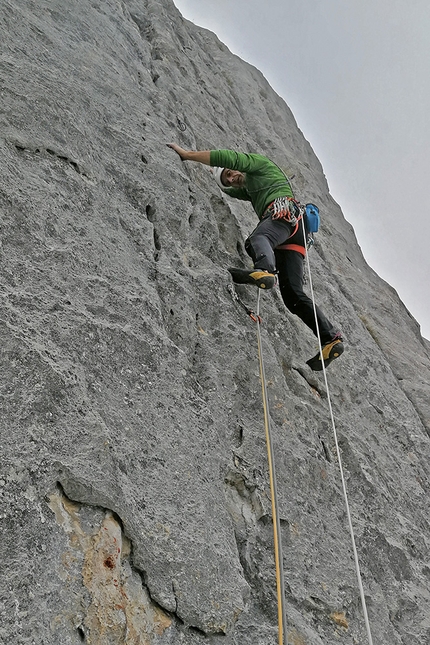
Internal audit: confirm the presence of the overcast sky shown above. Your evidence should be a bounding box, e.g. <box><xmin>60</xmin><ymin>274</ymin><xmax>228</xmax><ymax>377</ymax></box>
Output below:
<box><xmin>172</xmin><ymin>0</ymin><xmax>430</xmax><ymax>340</ymax></box>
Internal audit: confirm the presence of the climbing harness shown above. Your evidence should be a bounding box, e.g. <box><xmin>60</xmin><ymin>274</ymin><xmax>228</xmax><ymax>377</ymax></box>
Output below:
<box><xmin>300</xmin><ymin>215</ymin><xmax>375</xmax><ymax>645</ymax></box>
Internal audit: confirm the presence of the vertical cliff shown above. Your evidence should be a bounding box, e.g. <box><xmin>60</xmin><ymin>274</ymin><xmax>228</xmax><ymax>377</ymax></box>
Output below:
<box><xmin>1</xmin><ymin>1</ymin><xmax>429</xmax><ymax>644</ymax></box>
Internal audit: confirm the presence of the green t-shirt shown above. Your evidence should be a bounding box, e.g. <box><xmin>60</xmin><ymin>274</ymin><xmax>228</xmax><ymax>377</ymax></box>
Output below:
<box><xmin>210</xmin><ymin>149</ymin><xmax>293</xmax><ymax>219</ymax></box>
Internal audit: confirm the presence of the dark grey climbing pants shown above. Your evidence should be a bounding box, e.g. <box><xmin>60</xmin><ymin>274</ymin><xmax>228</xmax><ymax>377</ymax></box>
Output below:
<box><xmin>275</xmin><ymin>248</ymin><xmax>337</xmax><ymax>344</ymax></box>
<box><xmin>245</xmin><ymin>215</ymin><xmax>293</xmax><ymax>273</ymax></box>
<box><xmin>245</xmin><ymin>214</ymin><xmax>337</xmax><ymax>343</ymax></box>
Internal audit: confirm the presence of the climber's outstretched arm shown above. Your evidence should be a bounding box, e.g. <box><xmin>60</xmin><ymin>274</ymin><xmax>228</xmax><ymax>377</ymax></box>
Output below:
<box><xmin>167</xmin><ymin>143</ymin><xmax>211</xmax><ymax>165</ymax></box>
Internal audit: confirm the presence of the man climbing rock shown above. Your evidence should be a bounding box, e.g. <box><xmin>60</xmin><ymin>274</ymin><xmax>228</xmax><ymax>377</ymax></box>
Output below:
<box><xmin>167</xmin><ymin>144</ymin><xmax>344</xmax><ymax>371</ymax></box>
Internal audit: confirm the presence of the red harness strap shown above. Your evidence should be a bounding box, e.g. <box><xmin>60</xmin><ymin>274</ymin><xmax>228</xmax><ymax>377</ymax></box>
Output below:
<box><xmin>274</xmin><ymin>214</ymin><xmax>306</xmax><ymax>256</ymax></box>
<box><xmin>276</xmin><ymin>242</ymin><xmax>306</xmax><ymax>257</ymax></box>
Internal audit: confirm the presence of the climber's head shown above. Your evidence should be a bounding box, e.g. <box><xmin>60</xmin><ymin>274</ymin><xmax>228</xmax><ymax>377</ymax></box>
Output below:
<box><xmin>213</xmin><ymin>166</ymin><xmax>245</xmax><ymax>189</ymax></box>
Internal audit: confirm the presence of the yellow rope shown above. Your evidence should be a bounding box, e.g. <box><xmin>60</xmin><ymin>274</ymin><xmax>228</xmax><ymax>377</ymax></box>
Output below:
<box><xmin>256</xmin><ymin>290</ymin><xmax>288</xmax><ymax>645</ymax></box>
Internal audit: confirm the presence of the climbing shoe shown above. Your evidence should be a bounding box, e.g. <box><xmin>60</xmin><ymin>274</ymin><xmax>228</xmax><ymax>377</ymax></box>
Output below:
<box><xmin>228</xmin><ymin>267</ymin><xmax>276</xmax><ymax>289</ymax></box>
<box><xmin>306</xmin><ymin>333</ymin><xmax>344</xmax><ymax>371</ymax></box>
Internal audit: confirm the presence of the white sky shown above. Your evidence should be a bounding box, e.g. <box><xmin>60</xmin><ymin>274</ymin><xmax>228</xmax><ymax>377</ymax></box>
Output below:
<box><xmin>172</xmin><ymin>0</ymin><xmax>430</xmax><ymax>340</ymax></box>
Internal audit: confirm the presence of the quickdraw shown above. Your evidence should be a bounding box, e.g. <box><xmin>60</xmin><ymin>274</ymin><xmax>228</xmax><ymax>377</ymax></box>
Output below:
<box><xmin>227</xmin><ymin>283</ymin><xmax>262</xmax><ymax>323</ymax></box>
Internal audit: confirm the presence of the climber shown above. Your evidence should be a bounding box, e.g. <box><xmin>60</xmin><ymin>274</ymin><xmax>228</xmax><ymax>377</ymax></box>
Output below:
<box><xmin>167</xmin><ymin>144</ymin><xmax>344</xmax><ymax>370</ymax></box>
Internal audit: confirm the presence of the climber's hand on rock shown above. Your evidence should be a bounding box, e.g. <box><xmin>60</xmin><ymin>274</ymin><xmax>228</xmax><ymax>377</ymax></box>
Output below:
<box><xmin>167</xmin><ymin>143</ymin><xmax>188</xmax><ymax>160</ymax></box>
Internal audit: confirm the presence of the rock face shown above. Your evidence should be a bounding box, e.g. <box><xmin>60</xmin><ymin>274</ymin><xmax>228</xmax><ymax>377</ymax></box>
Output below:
<box><xmin>1</xmin><ymin>1</ymin><xmax>430</xmax><ymax>644</ymax></box>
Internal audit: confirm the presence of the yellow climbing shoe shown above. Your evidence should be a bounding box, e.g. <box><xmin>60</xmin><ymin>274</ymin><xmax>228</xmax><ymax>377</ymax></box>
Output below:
<box><xmin>306</xmin><ymin>334</ymin><xmax>344</xmax><ymax>371</ymax></box>
<box><xmin>228</xmin><ymin>267</ymin><xmax>276</xmax><ymax>289</ymax></box>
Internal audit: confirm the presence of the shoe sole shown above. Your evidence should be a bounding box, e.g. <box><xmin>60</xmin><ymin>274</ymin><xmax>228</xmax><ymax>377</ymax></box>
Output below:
<box><xmin>249</xmin><ymin>271</ymin><xmax>275</xmax><ymax>289</ymax></box>
<box><xmin>306</xmin><ymin>341</ymin><xmax>344</xmax><ymax>371</ymax></box>
<box><xmin>229</xmin><ymin>268</ymin><xmax>275</xmax><ymax>289</ymax></box>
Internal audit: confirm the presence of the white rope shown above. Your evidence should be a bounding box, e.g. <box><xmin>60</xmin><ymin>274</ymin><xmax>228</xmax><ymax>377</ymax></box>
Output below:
<box><xmin>301</xmin><ymin>218</ymin><xmax>374</xmax><ymax>645</ymax></box>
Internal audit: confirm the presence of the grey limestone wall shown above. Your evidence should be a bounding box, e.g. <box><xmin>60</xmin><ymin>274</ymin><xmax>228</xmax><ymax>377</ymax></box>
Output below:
<box><xmin>1</xmin><ymin>1</ymin><xmax>430</xmax><ymax>644</ymax></box>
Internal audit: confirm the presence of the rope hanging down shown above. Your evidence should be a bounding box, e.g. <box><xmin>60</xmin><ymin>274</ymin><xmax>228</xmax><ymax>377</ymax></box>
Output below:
<box><xmin>255</xmin><ymin>289</ymin><xmax>289</xmax><ymax>645</ymax></box>
<box><xmin>229</xmin><ymin>284</ymin><xmax>288</xmax><ymax>644</ymax></box>
<box><xmin>229</xmin><ymin>234</ymin><xmax>375</xmax><ymax>644</ymax></box>
<box><xmin>300</xmin><ymin>217</ymin><xmax>375</xmax><ymax>645</ymax></box>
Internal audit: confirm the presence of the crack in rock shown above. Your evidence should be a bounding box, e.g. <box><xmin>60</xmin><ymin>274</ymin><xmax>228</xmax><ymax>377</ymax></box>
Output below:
<box><xmin>12</xmin><ymin>140</ymin><xmax>90</xmax><ymax>179</ymax></box>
